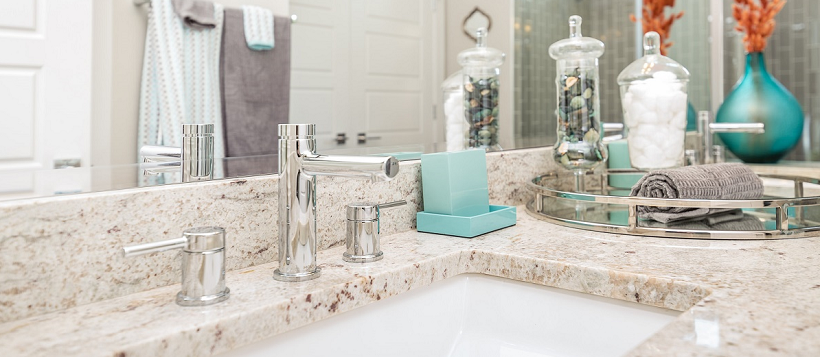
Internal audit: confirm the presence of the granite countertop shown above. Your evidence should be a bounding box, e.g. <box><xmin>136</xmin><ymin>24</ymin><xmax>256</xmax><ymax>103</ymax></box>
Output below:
<box><xmin>1</xmin><ymin>207</ymin><xmax>819</xmax><ymax>356</ymax></box>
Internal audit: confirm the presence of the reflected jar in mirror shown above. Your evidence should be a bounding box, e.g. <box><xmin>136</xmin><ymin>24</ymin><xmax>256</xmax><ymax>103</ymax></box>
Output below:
<box><xmin>549</xmin><ymin>15</ymin><xmax>607</xmax><ymax>174</ymax></box>
<box><xmin>442</xmin><ymin>70</ymin><xmax>467</xmax><ymax>152</ymax></box>
<box><xmin>617</xmin><ymin>32</ymin><xmax>690</xmax><ymax>170</ymax></box>
<box><xmin>457</xmin><ymin>28</ymin><xmax>505</xmax><ymax>151</ymax></box>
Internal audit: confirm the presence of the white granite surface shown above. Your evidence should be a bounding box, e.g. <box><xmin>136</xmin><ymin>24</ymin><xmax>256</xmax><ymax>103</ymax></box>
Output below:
<box><xmin>0</xmin><ymin>147</ymin><xmax>558</xmax><ymax>323</ymax></box>
<box><xmin>1</xmin><ymin>209</ymin><xmax>818</xmax><ymax>356</ymax></box>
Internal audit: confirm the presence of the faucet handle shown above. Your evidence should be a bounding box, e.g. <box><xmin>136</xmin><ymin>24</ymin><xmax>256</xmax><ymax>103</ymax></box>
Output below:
<box><xmin>343</xmin><ymin>200</ymin><xmax>405</xmax><ymax>263</ymax></box>
<box><xmin>122</xmin><ymin>227</ymin><xmax>230</xmax><ymax>306</ymax></box>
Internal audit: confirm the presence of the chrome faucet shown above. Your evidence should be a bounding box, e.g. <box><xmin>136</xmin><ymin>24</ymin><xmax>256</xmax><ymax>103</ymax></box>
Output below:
<box><xmin>275</xmin><ymin>124</ymin><xmax>400</xmax><ymax>282</ymax></box>
<box><xmin>140</xmin><ymin>123</ymin><xmax>215</xmax><ymax>182</ymax></box>
<box><xmin>694</xmin><ymin>111</ymin><xmax>765</xmax><ymax>165</ymax></box>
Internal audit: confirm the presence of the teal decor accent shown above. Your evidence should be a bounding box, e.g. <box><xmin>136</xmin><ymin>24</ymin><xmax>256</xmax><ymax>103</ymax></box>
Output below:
<box><xmin>715</xmin><ymin>52</ymin><xmax>804</xmax><ymax>163</ymax></box>
<box><xmin>420</xmin><ymin>150</ymin><xmax>490</xmax><ymax>216</ymax></box>
<box><xmin>686</xmin><ymin>101</ymin><xmax>697</xmax><ymax>132</ymax></box>
<box><xmin>606</xmin><ymin>139</ymin><xmax>644</xmax><ymax>189</ymax></box>
<box><xmin>417</xmin><ymin>205</ymin><xmax>517</xmax><ymax>238</ymax></box>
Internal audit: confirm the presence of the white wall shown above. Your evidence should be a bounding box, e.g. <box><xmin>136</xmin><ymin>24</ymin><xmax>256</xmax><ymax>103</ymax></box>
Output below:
<box><xmin>445</xmin><ymin>0</ymin><xmax>513</xmax><ymax>149</ymax></box>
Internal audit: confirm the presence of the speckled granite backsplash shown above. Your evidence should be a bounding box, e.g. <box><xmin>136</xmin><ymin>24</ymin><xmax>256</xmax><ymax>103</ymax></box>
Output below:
<box><xmin>0</xmin><ymin>147</ymin><xmax>558</xmax><ymax>323</ymax></box>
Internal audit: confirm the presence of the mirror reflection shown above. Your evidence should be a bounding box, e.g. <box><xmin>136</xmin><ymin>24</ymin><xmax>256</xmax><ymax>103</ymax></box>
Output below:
<box><xmin>1</xmin><ymin>0</ymin><xmax>818</xmax><ymax>201</ymax></box>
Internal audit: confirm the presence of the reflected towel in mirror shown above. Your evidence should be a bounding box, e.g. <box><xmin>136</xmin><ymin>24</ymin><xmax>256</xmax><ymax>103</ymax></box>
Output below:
<box><xmin>220</xmin><ymin>11</ymin><xmax>290</xmax><ymax>177</ymax></box>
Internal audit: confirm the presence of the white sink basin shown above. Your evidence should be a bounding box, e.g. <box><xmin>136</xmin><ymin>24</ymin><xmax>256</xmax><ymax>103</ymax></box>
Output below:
<box><xmin>223</xmin><ymin>274</ymin><xmax>679</xmax><ymax>357</ymax></box>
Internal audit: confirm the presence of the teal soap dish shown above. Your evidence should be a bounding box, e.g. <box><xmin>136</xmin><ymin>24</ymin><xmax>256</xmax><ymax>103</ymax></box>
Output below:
<box><xmin>416</xmin><ymin>205</ymin><xmax>516</xmax><ymax>238</ymax></box>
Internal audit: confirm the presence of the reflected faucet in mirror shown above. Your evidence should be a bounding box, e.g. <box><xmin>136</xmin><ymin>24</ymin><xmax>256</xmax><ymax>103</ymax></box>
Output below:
<box><xmin>275</xmin><ymin>124</ymin><xmax>400</xmax><ymax>282</ymax></box>
<box><xmin>139</xmin><ymin>123</ymin><xmax>215</xmax><ymax>182</ymax></box>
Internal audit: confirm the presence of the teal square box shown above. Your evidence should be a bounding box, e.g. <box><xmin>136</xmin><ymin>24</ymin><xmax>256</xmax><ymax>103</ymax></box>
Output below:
<box><xmin>420</xmin><ymin>150</ymin><xmax>490</xmax><ymax>216</ymax></box>
<box><xmin>417</xmin><ymin>205</ymin><xmax>517</xmax><ymax>238</ymax></box>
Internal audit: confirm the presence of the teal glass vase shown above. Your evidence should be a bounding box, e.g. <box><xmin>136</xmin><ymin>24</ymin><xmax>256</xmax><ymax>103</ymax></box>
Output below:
<box><xmin>715</xmin><ymin>52</ymin><xmax>803</xmax><ymax>163</ymax></box>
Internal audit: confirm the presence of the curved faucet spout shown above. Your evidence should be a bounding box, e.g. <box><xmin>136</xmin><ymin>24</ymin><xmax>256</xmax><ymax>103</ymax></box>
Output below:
<box><xmin>302</xmin><ymin>154</ymin><xmax>399</xmax><ymax>182</ymax></box>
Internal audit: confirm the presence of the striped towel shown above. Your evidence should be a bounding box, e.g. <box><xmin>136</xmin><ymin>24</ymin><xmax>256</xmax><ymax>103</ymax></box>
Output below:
<box><xmin>138</xmin><ymin>0</ymin><xmax>225</xmax><ymax>171</ymax></box>
<box><xmin>242</xmin><ymin>5</ymin><xmax>274</xmax><ymax>50</ymax></box>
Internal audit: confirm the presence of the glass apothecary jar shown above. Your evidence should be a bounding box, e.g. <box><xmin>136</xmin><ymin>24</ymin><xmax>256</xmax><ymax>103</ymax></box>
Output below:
<box><xmin>457</xmin><ymin>28</ymin><xmax>505</xmax><ymax>151</ymax></box>
<box><xmin>617</xmin><ymin>31</ymin><xmax>689</xmax><ymax>170</ymax></box>
<box><xmin>549</xmin><ymin>15</ymin><xmax>607</xmax><ymax>179</ymax></box>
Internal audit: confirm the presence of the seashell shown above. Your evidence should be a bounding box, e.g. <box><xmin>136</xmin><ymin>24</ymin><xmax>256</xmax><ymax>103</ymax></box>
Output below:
<box><xmin>480</xmin><ymin>89</ymin><xmax>490</xmax><ymax>96</ymax></box>
<box><xmin>560</xmin><ymin>154</ymin><xmax>570</xmax><ymax>167</ymax></box>
<box><xmin>491</xmin><ymin>107</ymin><xmax>499</xmax><ymax>117</ymax></box>
<box><xmin>583</xmin><ymin>128</ymin><xmax>600</xmax><ymax>143</ymax></box>
<box><xmin>470</xmin><ymin>99</ymin><xmax>479</xmax><ymax>108</ymax></box>
<box><xmin>478</xmin><ymin>129</ymin><xmax>491</xmax><ymax>138</ymax></box>
<box><xmin>565</xmin><ymin>76</ymin><xmax>578</xmax><ymax>88</ymax></box>
<box><xmin>583</xmin><ymin>88</ymin><xmax>592</xmax><ymax>99</ymax></box>
<box><xmin>557</xmin><ymin>141</ymin><xmax>569</xmax><ymax>154</ymax></box>
<box><xmin>570</xmin><ymin>96</ymin><xmax>586</xmax><ymax>109</ymax></box>
<box><xmin>465</xmin><ymin>83</ymin><xmax>474</xmax><ymax>92</ymax></box>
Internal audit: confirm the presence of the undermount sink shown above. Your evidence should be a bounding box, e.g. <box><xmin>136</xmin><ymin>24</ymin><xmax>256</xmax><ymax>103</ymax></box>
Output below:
<box><xmin>223</xmin><ymin>274</ymin><xmax>679</xmax><ymax>357</ymax></box>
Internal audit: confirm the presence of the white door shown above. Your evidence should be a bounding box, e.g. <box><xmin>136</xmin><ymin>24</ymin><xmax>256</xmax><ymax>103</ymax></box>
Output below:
<box><xmin>290</xmin><ymin>0</ymin><xmax>436</xmax><ymax>151</ymax></box>
<box><xmin>0</xmin><ymin>0</ymin><xmax>92</xmax><ymax>198</ymax></box>
<box><xmin>290</xmin><ymin>0</ymin><xmax>352</xmax><ymax>148</ymax></box>
<box><xmin>348</xmin><ymin>0</ymin><xmax>434</xmax><ymax>149</ymax></box>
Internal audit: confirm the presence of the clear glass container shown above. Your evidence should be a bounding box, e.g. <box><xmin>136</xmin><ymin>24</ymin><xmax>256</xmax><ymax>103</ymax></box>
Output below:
<box><xmin>617</xmin><ymin>31</ymin><xmax>690</xmax><ymax>170</ymax></box>
<box><xmin>549</xmin><ymin>15</ymin><xmax>607</xmax><ymax>180</ymax></box>
<box><xmin>457</xmin><ymin>28</ymin><xmax>505</xmax><ymax>151</ymax></box>
<box><xmin>442</xmin><ymin>70</ymin><xmax>467</xmax><ymax>152</ymax></box>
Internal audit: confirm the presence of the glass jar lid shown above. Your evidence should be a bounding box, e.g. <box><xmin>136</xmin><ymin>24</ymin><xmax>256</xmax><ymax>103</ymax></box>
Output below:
<box><xmin>457</xmin><ymin>28</ymin><xmax>505</xmax><ymax>68</ymax></box>
<box><xmin>548</xmin><ymin>15</ymin><xmax>604</xmax><ymax>60</ymax></box>
<box><xmin>617</xmin><ymin>32</ymin><xmax>690</xmax><ymax>85</ymax></box>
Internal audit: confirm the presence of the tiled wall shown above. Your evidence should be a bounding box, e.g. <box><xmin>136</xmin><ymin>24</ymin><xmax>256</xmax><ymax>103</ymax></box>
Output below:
<box><xmin>667</xmin><ymin>0</ymin><xmax>711</xmax><ymax>114</ymax></box>
<box><xmin>724</xmin><ymin>0</ymin><xmax>820</xmax><ymax>161</ymax></box>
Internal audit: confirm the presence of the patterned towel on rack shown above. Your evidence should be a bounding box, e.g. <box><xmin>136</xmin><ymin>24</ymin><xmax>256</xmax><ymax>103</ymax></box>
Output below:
<box><xmin>138</xmin><ymin>0</ymin><xmax>225</xmax><ymax>176</ymax></box>
<box><xmin>242</xmin><ymin>5</ymin><xmax>274</xmax><ymax>50</ymax></box>
<box><xmin>630</xmin><ymin>163</ymin><xmax>764</xmax><ymax>223</ymax></box>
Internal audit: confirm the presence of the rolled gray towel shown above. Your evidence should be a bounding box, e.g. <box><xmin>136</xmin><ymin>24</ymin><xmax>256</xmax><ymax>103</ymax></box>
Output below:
<box><xmin>630</xmin><ymin>163</ymin><xmax>764</xmax><ymax>223</ymax></box>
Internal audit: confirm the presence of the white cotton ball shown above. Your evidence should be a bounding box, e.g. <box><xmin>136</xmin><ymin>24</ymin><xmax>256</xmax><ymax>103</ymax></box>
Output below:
<box><xmin>641</xmin><ymin>92</ymin><xmax>658</xmax><ymax>112</ymax></box>
<box><xmin>671</xmin><ymin>111</ymin><xmax>687</xmax><ymax>130</ymax></box>
<box><xmin>653</xmin><ymin>71</ymin><xmax>676</xmax><ymax>82</ymax></box>
<box><xmin>628</xmin><ymin>83</ymin><xmax>648</xmax><ymax>98</ymax></box>
<box><xmin>638</xmin><ymin>111</ymin><xmax>658</xmax><ymax>124</ymax></box>
<box><xmin>669</xmin><ymin>91</ymin><xmax>687</xmax><ymax>114</ymax></box>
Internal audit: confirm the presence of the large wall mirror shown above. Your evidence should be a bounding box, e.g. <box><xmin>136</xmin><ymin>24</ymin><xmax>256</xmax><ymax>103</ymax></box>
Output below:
<box><xmin>1</xmin><ymin>0</ymin><xmax>818</xmax><ymax>201</ymax></box>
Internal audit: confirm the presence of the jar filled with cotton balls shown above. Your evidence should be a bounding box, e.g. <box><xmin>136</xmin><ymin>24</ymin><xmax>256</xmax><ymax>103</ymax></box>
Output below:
<box><xmin>458</xmin><ymin>28</ymin><xmax>505</xmax><ymax>151</ymax></box>
<box><xmin>549</xmin><ymin>15</ymin><xmax>607</xmax><ymax>190</ymax></box>
<box><xmin>617</xmin><ymin>31</ymin><xmax>690</xmax><ymax>170</ymax></box>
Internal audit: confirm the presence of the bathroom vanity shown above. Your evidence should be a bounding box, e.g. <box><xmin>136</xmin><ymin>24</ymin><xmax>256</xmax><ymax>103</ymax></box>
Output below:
<box><xmin>1</xmin><ymin>147</ymin><xmax>818</xmax><ymax>356</ymax></box>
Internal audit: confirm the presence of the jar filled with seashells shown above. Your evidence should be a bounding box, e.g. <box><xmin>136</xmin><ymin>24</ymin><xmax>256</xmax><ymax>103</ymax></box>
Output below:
<box><xmin>549</xmin><ymin>15</ymin><xmax>608</xmax><ymax>177</ymax></box>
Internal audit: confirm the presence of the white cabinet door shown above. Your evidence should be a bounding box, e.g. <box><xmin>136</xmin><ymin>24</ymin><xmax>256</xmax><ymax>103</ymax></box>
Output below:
<box><xmin>0</xmin><ymin>0</ymin><xmax>92</xmax><ymax>198</ymax></box>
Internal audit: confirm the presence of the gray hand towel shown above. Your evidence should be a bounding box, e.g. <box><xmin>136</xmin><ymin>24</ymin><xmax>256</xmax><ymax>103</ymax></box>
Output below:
<box><xmin>642</xmin><ymin>209</ymin><xmax>766</xmax><ymax>231</ymax></box>
<box><xmin>630</xmin><ymin>163</ymin><xmax>764</xmax><ymax>223</ymax></box>
<box><xmin>172</xmin><ymin>0</ymin><xmax>216</xmax><ymax>29</ymax></box>
<box><xmin>220</xmin><ymin>10</ymin><xmax>291</xmax><ymax>177</ymax></box>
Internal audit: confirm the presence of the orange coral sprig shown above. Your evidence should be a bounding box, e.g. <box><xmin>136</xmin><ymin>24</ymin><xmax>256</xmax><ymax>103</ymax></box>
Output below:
<box><xmin>629</xmin><ymin>0</ymin><xmax>684</xmax><ymax>56</ymax></box>
<box><xmin>732</xmin><ymin>0</ymin><xmax>786</xmax><ymax>53</ymax></box>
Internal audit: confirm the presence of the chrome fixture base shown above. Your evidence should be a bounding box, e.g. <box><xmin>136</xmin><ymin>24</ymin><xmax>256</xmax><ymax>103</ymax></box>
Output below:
<box><xmin>176</xmin><ymin>288</ymin><xmax>230</xmax><ymax>307</ymax></box>
<box><xmin>273</xmin><ymin>268</ymin><xmax>322</xmax><ymax>282</ymax></box>
<box><xmin>343</xmin><ymin>251</ymin><xmax>384</xmax><ymax>263</ymax></box>
<box><xmin>527</xmin><ymin>169</ymin><xmax>820</xmax><ymax>240</ymax></box>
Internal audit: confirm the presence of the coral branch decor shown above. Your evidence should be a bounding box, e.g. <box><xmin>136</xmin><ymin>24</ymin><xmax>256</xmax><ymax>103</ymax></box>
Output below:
<box><xmin>732</xmin><ymin>0</ymin><xmax>786</xmax><ymax>53</ymax></box>
<box><xmin>629</xmin><ymin>0</ymin><xmax>683</xmax><ymax>56</ymax></box>
<box><xmin>715</xmin><ymin>0</ymin><xmax>802</xmax><ymax>163</ymax></box>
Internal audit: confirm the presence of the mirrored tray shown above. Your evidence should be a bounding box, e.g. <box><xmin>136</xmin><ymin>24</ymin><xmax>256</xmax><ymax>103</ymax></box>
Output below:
<box><xmin>526</xmin><ymin>169</ymin><xmax>820</xmax><ymax>240</ymax></box>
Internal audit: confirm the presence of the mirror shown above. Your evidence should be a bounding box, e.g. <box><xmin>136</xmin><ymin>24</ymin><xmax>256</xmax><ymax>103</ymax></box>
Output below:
<box><xmin>1</xmin><ymin>0</ymin><xmax>818</xmax><ymax>201</ymax></box>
